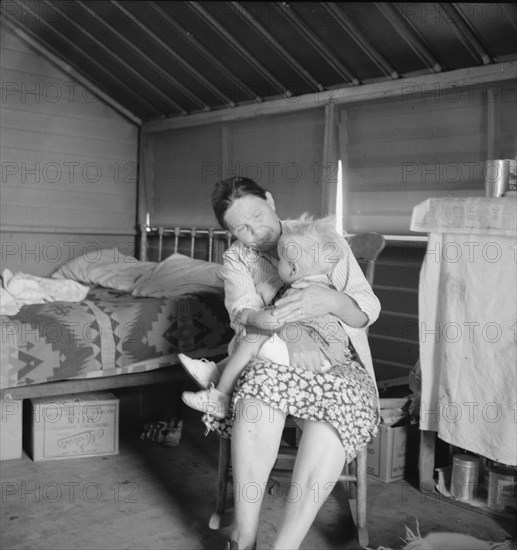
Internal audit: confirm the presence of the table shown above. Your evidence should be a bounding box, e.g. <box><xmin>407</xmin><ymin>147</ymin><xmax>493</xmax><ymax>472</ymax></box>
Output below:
<box><xmin>410</xmin><ymin>198</ymin><xmax>517</xmax><ymax>483</ymax></box>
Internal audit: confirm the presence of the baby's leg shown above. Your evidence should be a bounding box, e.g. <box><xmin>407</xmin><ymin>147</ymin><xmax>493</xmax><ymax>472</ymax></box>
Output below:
<box><xmin>258</xmin><ymin>332</ymin><xmax>290</xmax><ymax>365</ymax></box>
<box><xmin>217</xmin><ymin>332</ymin><xmax>268</xmax><ymax>394</ymax></box>
<box><xmin>183</xmin><ymin>332</ymin><xmax>270</xmax><ymax>419</ymax></box>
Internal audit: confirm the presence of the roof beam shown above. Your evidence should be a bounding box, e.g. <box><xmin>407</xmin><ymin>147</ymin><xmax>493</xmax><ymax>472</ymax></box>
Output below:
<box><xmin>142</xmin><ymin>61</ymin><xmax>516</xmax><ymax>132</ymax></box>
<box><xmin>146</xmin><ymin>1</ymin><xmax>261</xmax><ymax>103</ymax></box>
<box><xmin>34</xmin><ymin>0</ymin><xmax>177</xmax><ymax>116</ymax></box>
<box><xmin>322</xmin><ymin>3</ymin><xmax>400</xmax><ymax>80</ymax></box>
<box><xmin>111</xmin><ymin>1</ymin><xmax>236</xmax><ymax>108</ymax></box>
<box><xmin>375</xmin><ymin>2</ymin><xmax>443</xmax><ymax>73</ymax></box>
<box><xmin>187</xmin><ymin>1</ymin><xmax>292</xmax><ymax>98</ymax></box>
<box><xmin>231</xmin><ymin>1</ymin><xmax>323</xmax><ymax>92</ymax></box>
<box><xmin>501</xmin><ymin>4</ymin><xmax>517</xmax><ymax>33</ymax></box>
<box><xmin>439</xmin><ymin>3</ymin><xmax>494</xmax><ymax>65</ymax></box>
<box><xmin>74</xmin><ymin>0</ymin><xmax>199</xmax><ymax>113</ymax></box>
<box><xmin>272</xmin><ymin>2</ymin><xmax>360</xmax><ymax>86</ymax></box>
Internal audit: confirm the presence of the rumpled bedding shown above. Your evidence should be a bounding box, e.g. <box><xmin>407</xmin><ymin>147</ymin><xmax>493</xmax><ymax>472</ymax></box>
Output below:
<box><xmin>51</xmin><ymin>249</ymin><xmax>156</xmax><ymax>291</ymax></box>
<box><xmin>1</xmin><ymin>250</ymin><xmax>224</xmax><ymax>317</ymax></box>
<box><xmin>1</xmin><ymin>286</ymin><xmax>232</xmax><ymax>390</ymax></box>
<box><xmin>1</xmin><ymin>269</ymin><xmax>89</xmax><ymax>315</ymax></box>
<box><xmin>52</xmin><ymin>250</ymin><xmax>224</xmax><ymax>298</ymax></box>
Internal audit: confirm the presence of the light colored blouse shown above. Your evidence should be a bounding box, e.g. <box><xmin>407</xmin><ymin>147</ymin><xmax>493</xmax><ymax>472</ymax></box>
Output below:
<box><xmin>221</xmin><ymin>234</ymin><xmax>381</xmax><ymax>389</ymax></box>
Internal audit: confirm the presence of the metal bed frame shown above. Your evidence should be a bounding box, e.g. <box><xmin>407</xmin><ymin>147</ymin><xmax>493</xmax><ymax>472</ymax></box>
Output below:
<box><xmin>139</xmin><ymin>224</ymin><xmax>233</xmax><ymax>263</ymax></box>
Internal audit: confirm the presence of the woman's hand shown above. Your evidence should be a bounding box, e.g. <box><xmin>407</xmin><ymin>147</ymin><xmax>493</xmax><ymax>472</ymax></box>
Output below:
<box><xmin>273</xmin><ymin>282</ymin><xmax>369</xmax><ymax>328</ymax></box>
<box><xmin>284</xmin><ymin>327</ymin><xmax>331</xmax><ymax>372</ymax></box>
<box><xmin>291</xmin><ymin>345</ymin><xmax>328</xmax><ymax>372</ymax></box>
<box><xmin>272</xmin><ymin>282</ymin><xmax>334</xmax><ymax>324</ymax></box>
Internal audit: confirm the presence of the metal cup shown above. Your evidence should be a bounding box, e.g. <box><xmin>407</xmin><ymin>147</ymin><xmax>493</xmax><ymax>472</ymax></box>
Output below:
<box><xmin>485</xmin><ymin>159</ymin><xmax>510</xmax><ymax>197</ymax></box>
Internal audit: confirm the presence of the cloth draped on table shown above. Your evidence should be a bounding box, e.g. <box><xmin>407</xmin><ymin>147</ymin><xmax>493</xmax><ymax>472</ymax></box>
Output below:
<box><xmin>412</xmin><ymin>198</ymin><xmax>517</xmax><ymax>466</ymax></box>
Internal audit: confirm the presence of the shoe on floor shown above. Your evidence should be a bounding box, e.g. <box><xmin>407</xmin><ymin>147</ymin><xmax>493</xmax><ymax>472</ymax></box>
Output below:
<box><xmin>178</xmin><ymin>353</ymin><xmax>220</xmax><ymax>389</ymax></box>
<box><xmin>182</xmin><ymin>386</ymin><xmax>230</xmax><ymax>419</ymax></box>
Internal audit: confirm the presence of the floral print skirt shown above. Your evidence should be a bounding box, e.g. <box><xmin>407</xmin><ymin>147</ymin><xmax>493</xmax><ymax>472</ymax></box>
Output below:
<box><xmin>203</xmin><ymin>354</ymin><xmax>379</xmax><ymax>462</ymax></box>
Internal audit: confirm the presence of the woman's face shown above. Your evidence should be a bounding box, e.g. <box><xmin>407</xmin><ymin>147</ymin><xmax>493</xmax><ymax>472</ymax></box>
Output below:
<box><xmin>223</xmin><ymin>192</ymin><xmax>281</xmax><ymax>252</ymax></box>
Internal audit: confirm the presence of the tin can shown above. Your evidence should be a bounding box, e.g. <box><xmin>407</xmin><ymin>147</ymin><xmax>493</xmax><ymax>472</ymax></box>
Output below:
<box><xmin>487</xmin><ymin>465</ymin><xmax>517</xmax><ymax>513</ymax></box>
<box><xmin>451</xmin><ymin>454</ymin><xmax>480</xmax><ymax>502</ymax></box>
<box><xmin>485</xmin><ymin>159</ymin><xmax>514</xmax><ymax>197</ymax></box>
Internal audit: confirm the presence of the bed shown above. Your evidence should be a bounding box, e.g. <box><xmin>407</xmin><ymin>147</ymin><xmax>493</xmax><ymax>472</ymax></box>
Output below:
<box><xmin>0</xmin><ymin>226</ymin><xmax>234</xmax><ymax>402</ymax></box>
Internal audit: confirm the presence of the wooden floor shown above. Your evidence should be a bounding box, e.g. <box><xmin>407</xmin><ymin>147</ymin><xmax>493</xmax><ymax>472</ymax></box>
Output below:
<box><xmin>1</xmin><ymin>414</ymin><xmax>514</xmax><ymax>550</ymax></box>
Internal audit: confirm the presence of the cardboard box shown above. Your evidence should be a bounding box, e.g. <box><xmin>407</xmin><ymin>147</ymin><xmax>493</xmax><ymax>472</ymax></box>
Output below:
<box><xmin>1</xmin><ymin>400</ymin><xmax>23</xmax><ymax>460</ymax></box>
<box><xmin>367</xmin><ymin>423</ymin><xmax>415</xmax><ymax>483</ymax></box>
<box><xmin>24</xmin><ymin>392</ymin><xmax>119</xmax><ymax>461</ymax></box>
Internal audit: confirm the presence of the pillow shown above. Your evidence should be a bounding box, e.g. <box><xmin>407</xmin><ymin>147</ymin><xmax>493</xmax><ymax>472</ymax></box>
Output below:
<box><xmin>52</xmin><ymin>248</ymin><xmax>156</xmax><ymax>291</ymax></box>
<box><xmin>131</xmin><ymin>253</ymin><xmax>224</xmax><ymax>298</ymax></box>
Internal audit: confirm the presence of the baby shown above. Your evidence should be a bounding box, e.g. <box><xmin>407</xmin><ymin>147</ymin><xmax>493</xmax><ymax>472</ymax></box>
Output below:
<box><xmin>181</xmin><ymin>215</ymin><xmax>352</xmax><ymax>418</ymax></box>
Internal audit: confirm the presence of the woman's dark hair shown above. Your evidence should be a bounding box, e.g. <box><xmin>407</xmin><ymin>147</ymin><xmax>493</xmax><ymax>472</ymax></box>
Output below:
<box><xmin>212</xmin><ymin>177</ymin><xmax>268</xmax><ymax>229</ymax></box>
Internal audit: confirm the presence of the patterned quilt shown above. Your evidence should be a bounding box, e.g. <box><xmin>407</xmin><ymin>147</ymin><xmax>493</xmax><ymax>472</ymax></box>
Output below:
<box><xmin>0</xmin><ymin>286</ymin><xmax>232</xmax><ymax>389</ymax></box>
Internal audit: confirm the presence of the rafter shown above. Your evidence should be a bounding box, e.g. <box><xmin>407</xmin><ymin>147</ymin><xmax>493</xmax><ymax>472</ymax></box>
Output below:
<box><xmin>37</xmin><ymin>0</ymin><xmax>181</xmax><ymax>115</ymax></box>
<box><xmin>187</xmin><ymin>1</ymin><xmax>292</xmax><ymax>97</ymax></box>
<box><xmin>376</xmin><ymin>2</ymin><xmax>443</xmax><ymax>73</ymax></box>
<box><xmin>146</xmin><ymin>1</ymin><xmax>262</xmax><ymax>103</ymax></box>
<box><xmin>322</xmin><ymin>3</ymin><xmax>400</xmax><ymax>80</ymax></box>
<box><xmin>111</xmin><ymin>0</ymin><xmax>236</xmax><ymax>108</ymax></box>
<box><xmin>440</xmin><ymin>3</ymin><xmax>494</xmax><ymax>65</ymax></box>
<box><xmin>231</xmin><ymin>1</ymin><xmax>323</xmax><ymax>91</ymax></box>
<box><xmin>273</xmin><ymin>2</ymin><xmax>360</xmax><ymax>86</ymax></box>
<box><xmin>74</xmin><ymin>0</ymin><xmax>203</xmax><ymax>112</ymax></box>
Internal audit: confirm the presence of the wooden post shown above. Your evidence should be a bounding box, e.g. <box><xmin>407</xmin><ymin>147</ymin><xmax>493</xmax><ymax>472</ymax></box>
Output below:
<box><xmin>419</xmin><ymin>430</ymin><xmax>437</xmax><ymax>489</ymax></box>
<box><xmin>321</xmin><ymin>103</ymin><xmax>338</xmax><ymax>217</ymax></box>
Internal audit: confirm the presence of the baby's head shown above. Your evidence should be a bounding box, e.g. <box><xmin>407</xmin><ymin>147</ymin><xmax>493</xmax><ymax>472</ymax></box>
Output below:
<box><xmin>277</xmin><ymin>215</ymin><xmax>347</xmax><ymax>284</ymax></box>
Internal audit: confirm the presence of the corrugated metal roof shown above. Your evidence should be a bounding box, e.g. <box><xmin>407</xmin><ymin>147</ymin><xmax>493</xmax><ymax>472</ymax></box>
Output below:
<box><xmin>2</xmin><ymin>1</ymin><xmax>516</xmax><ymax>122</ymax></box>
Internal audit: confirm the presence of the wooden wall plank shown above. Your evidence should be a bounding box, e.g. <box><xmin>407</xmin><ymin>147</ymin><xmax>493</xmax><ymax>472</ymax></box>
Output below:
<box><xmin>0</xmin><ymin>26</ymin><xmax>138</xmax><ymax>274</ymax></box>
<box><xmin>228</xmin><ymin>110</ymin><xmax>325</xmax><ymax>218</ymax></box>
<box><xmin>2</xmin><ymin>107</ymin><xmax>136</xmax><ymax>144</ymax></box>
<box><xmin>0</xmin><ymin>232</ymin><xmax>135</xmax><ymax>277</ymax></box>
<box><xmin>148</xmin><ymin>123</ymin><xmax>223</xmax><ymax>226</ymax></box>
<box><xmin>347</xmin><ymin>134</ymin><xmax>486</xmax><ymax>166</ymax></box>
<box><xmin>337</xmin><ymin>83</ymin><xmax>517</xmax><ymax>235</ymax></box>
<box><xmin>3</xmin><ymin>127</ymin><xmax>135</xmax><ymax>160</ymax></box>
<box><xmin>1</xmin><ymin>186</ymin><xmax>135</xmax><ymax>211</ymax></box>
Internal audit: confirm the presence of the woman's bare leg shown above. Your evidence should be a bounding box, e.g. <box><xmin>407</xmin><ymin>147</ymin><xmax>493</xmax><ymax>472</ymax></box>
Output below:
<box><xmin>272</xmin><ymin>420</ymin><xmax>347</xmax><ymax>549</ymax></box>
<box><xmin>230</xmin><ymin>398</ymin><xmax>286</xmax><ymax>548</ymax></box>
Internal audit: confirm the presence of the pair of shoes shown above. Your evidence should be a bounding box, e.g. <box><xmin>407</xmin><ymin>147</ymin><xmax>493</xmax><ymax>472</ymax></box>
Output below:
<box><xmin>139</xmin><ymin>419</ymin><xmax>184</xmax><ymax>446</ymax></box>
<box><xmin>178</xmin><ymin>353</ymin><xmax>220</xmax><ymax>389</ymax></box>
<box><xmin>226</xmin><ymin>540</ymin><xmax>257</xmax><ymax>550</ymax></box>
<box><xmin>182</xmin><ymin>385</ymin><xmax>230</xmax><ymax>418</ymax></box>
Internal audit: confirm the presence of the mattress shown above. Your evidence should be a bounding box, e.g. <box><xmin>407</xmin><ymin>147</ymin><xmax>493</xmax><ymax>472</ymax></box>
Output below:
<box><xmin>0</xmin><ymin>286</ymin><xmax>232</xmax><ymax>390</ymax></box>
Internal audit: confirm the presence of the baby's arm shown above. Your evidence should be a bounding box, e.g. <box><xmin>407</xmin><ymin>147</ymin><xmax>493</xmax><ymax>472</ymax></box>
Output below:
<box><xmin>245</xmin><ymin>307</ymin><xmax>285</xmax><ymax>333</ymax></box>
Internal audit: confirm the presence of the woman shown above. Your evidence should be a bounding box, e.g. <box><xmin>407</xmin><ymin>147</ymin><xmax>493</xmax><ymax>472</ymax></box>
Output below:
<box><xmin>184</xmin><ymin>176</ymin><xmax>380</xmax><ymax>550</ymax></box>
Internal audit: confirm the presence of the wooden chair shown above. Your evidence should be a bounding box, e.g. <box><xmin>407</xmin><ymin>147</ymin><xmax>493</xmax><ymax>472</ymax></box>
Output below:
<box><xmin>209</xmin><ymin>232</ymin><xmax>386</xmax><ymax>548</ymax></box>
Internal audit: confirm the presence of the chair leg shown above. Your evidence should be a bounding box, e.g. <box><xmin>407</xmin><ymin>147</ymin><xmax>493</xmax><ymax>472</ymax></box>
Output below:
<box><xmin>209</xmin><ymin>437</ymin><xmax>231</xmax><ymax>529</ymax></box>
<box><xmin>355</xmin><ymin>448</ymin><xmax>369</xmax><ymax>547</ymax></box>
<box><xmin>348</xmin><ymin>459</ymin><xmax>357</xmax><ymax>502</ymax></box>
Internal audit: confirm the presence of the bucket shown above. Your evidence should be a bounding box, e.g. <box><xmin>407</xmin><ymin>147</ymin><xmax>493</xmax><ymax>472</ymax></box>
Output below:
<box><xmin>487</xmin><ymin>465</ymin><xmax>517</xmax><ymax>513</ymax></box>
